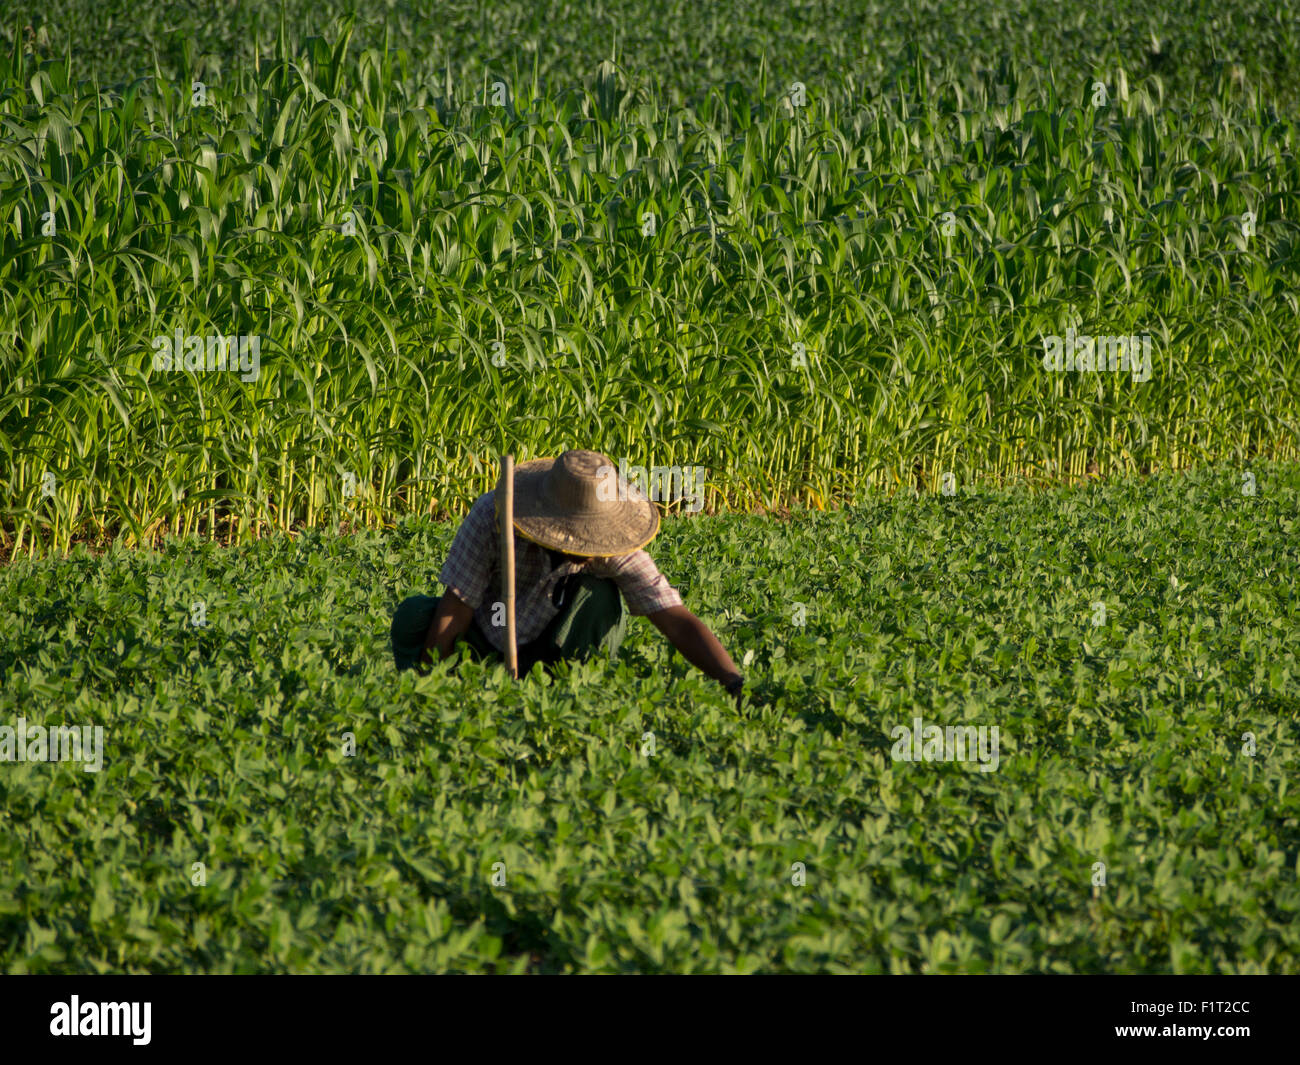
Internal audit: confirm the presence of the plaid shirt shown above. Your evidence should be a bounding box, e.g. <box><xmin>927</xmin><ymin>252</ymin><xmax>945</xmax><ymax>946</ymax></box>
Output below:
<box><xmin>439</xmin><ymin>491</ymin><xmax>684</xmax><ymax>651</ymax></box>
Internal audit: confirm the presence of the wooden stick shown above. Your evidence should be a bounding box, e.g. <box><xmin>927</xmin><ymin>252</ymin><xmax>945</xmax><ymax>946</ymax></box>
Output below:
<box><xmin>500</xmin><ymin>454</ymin><xmax>518</xmax><ymax>679</ymax></box>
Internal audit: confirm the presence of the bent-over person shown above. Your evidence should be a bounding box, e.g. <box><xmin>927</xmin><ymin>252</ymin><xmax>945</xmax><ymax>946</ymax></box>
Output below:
<box><xmin>391</xmin><ymin>450</ymin><xmax>745</xmax><ymax>699</ymax></box>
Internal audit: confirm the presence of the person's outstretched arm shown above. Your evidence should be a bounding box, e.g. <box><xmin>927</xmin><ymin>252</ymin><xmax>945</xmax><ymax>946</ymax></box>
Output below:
<box><xmin>647</xmin><ymin>605</ymin><xmax>744</xmax><ymax>698</ymax></box>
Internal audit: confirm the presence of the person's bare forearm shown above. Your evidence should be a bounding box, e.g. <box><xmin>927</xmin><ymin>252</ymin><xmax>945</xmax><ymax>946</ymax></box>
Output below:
<box><xmin>419</xmin><ymin>592</ymin><xmax>474</xmax><ymax>670</ymax></box>
<box><xmin>650</xmin><ymin>607</ymin><xmax>742</xmax><ymax>688</ymax></box>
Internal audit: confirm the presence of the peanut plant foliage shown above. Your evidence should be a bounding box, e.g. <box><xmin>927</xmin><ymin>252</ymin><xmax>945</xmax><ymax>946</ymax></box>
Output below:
<box><xmin>2</xmin><ymin>465</ymin><xmax>1297</xmax><ymax>972</ymax></box>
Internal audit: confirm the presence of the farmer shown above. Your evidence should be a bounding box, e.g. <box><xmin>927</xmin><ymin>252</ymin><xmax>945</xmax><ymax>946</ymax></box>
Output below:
<box><xmin>391</xmin><ymin>449</ymin><xmax>745</xmax><ymax>699</ymax></box>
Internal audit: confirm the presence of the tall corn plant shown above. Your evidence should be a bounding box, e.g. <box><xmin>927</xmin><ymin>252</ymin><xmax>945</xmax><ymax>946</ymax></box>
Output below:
<box><xmin>2</xmin><ymin>19</ymin><xmax>1299</xmax><ymax>556</ymax></box>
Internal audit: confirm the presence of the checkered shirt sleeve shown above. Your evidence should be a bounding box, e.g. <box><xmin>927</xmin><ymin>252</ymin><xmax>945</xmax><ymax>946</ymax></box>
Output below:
<box><xmin>587</xmin><ymin>549</ymin><xmax>683</xmax><ymax>616</ymax></box>
<box><xmin>438</xmin><ymin>491</ymin><xmax>497</xmax><ymax>610</ymax></box>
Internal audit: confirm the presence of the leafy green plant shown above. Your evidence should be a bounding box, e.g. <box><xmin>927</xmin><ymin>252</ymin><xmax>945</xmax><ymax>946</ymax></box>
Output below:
<box><xmin>1</xmin><ymin>462</ymin><xmax>1296</xmax><ymax>973</ymax></box>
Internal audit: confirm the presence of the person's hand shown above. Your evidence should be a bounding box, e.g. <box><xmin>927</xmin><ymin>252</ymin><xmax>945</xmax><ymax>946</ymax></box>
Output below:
<box><xmin>722</xmin><ymin>673</ymin><xmax>745</xmax><ymax>706</ymax></box>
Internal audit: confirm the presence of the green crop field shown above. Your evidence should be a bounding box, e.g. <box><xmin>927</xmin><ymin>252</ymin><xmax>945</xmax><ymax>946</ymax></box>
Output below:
<box><xmin>1</xmin><ymin>0</ymin><xmax>1299</xmax><ymax>975</ymax></box>
<box><xmin>2</xmin><ymin>463</ymin><xmax>1297</xmax><ymax>973</ymax></box>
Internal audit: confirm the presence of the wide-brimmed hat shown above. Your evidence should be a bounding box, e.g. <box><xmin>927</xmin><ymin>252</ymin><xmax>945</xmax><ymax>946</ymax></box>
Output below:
<box><xmin>498</xmin><ymin>450</ymin><xmax>659</xmax><ymax>557</ymax></box>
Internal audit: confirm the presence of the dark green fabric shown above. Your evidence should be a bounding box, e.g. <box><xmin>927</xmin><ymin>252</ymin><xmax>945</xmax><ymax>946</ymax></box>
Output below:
<box><xmin>531</xmin><ymin>574</ymin><xmax>627</xmax><ymax>668</ymax></box>
<box><xmin>389</xmin><ymin>593</ymin><xmax>435</xmax><ymax>672</ymax></box>
<box><xmin>391</xmin><ymin>576</ymin><xmax>626</xmax><ymax>674</ymax></box>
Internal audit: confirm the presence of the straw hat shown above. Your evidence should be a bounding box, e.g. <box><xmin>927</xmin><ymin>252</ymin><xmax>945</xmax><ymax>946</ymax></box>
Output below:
<box><xmin>499</xmin><ymin>450</ymin><xmax>660</xmax><ymax>557</ymax></box>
